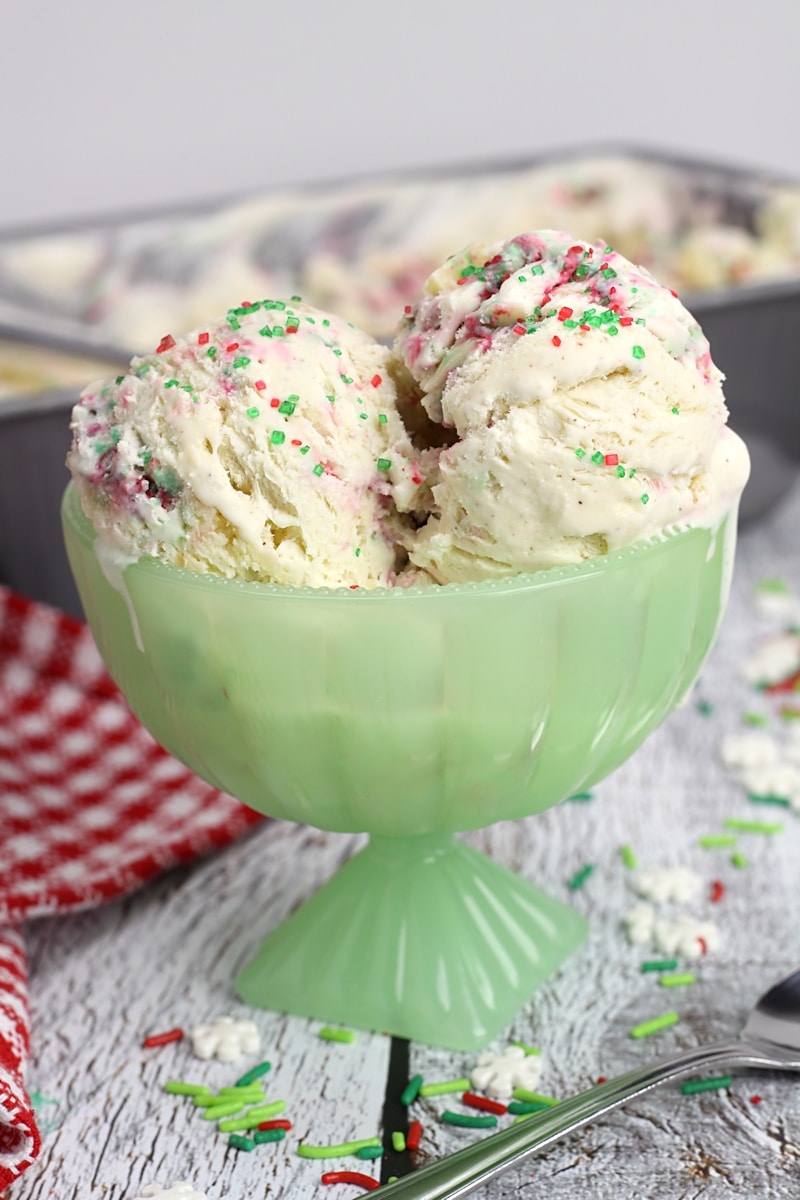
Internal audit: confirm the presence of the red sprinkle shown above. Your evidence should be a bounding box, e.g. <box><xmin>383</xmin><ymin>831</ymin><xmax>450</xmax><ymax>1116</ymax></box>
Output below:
<box><xmin>197</xmin><ymin>332</ymin><xmax>210</xmax><ymax>345</ymax></box>
<box><xmin>404</xmin><ymin>305</ymin><xmax>412</xmax><ymax>314</ymax></box>
<box><xmin>270</xmin><ymin>398</ymin><xmax>281</xmax><ymax>408</ymax></box>
<box><xmin>619</xmin><ymin>317</ymin><xmax>633</xmax><ymax>326</ymax></box>
<box><xmin>557</xmin><ymin>307</ymin><xmax>573</xmax><ymax>321</ymax></box>
<box><xmin>512</xmin><ymin>324</ymin><xmax>526</xmax><ymax>336</ymax></box>
<box><xmin>710</xmin><ymin>880</ymin><xmax>725</xmax><ymax>903</ymax></box>
<box><xmin>580</xmin><ymin>324</ymin><xmax>590</xmax><ymax>331</ymax></box>
<box><xmin>258</xmin><ymin>1119</ymin><xmax>292</xmax><ymax>1131</ymax></box>
<box><xmin>254</xmin><ymin>380</ymin><xmax>266</xmax><ymax>391</ymax></box>
<box><xmin>240</xmin><ymin>300</ymin><xmax>253</xmax><ymax>307</ymax></box>
<box><xmin>670</xmin><ymin>289</ymin><xmax>679</xmax><ymax>298</ymax></box>
<box><xmin>697</xmin><ymin>936</ymin><xmax>709</xmax><ymax>955</ymax></box>
<box><xmin>597</xmin><ymin>1076</ymin><xmax>607</xmax><ymax>1084</ymax></box>
<box><xmin>609</xmin><ymin>286</ymin><xmax>617</xmax><ymax>295</ymax></box>
<box><xmin>411</xmin><ymin>474</ymin><xmax>423</xmax><ymax>485</ymax></box>
<box><xmin>321</xmin><ymin>1172</ymin><xmax>379</xmax><ymax>1191</ymax></box>
<box><xmin>568</xmin><ymin>244</ymin><xmax>583</xmax><ymax>254</ymax></box>
<box><xmin>604</xmin><ymin>454</ymin><xmax>619</xmax><ymax>466</ymax></box>
<box><xmin>156</xmin><ymin>334</ymin><xmax>176</xmax><ymax>354</ymax></box>
<box><xmin>461</xmin><ymin>1092</ymin><xmax>507</xmax><ymax>1115</ymax></box>
<box><xmin>286</xmin><ymin>325</ymin><xmax>298</xmax><ymax>334</ymax></box>
<box><xmin>291</xmin><ymin>439</ymin><xmax>303</xmax><ymax>446</ymax></box>
<box><xmin>142</xmin><ymin>1028</ymin><xmax>183</xmax><ymax>1048</ymax></box>
<box><xmin>225</xmin><ymin>342</ymin><xmax>240</xmax><ymax>353</ymax></box>
<box><xmin>750</xmin><ymin>1095</ymin><xmax>763</xmax><ymax>1104</ymax></box>
<box><xmin>371</xmin><ymin>374</ymin><xmax>383</xmax><ymax>387</ymax></box>
<box><xmin>552</xmin><ymin>335</ymin><xmax>562</xmax><ymax>347</ymax></box>
<box><xmin>406</xmin><ymin>1120</ymin><xmax>423</xmax><ymax>1152</ymax></box>
<box><xmin>766</xmin><ymin>669</ymin><xmax>800</xmax><ymax>694</ymax></box>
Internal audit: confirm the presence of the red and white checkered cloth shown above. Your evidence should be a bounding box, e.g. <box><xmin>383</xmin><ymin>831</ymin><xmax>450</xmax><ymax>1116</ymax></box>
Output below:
<box><xmin>0</xmin><ymin>585</ymin><xmax>265</xmax><ymax>1191</ymax></box>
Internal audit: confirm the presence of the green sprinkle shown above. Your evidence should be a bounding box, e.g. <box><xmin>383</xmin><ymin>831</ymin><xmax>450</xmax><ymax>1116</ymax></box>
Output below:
<box><xmin>192</xmin><ymin>1092</ymin><xmax>222</xmax><ymax>1107</ymax></box>
<box><xmin>757</xmin><ymin>576</ymin><xmax>789</xmax><ymax>594</ymax></box>
<box><xmin>575</xmin><ymin>264</ymin><xmax>589</xmax><ymax>277</ymax></box>
<box><xmin>254</xmin><ymin>1128</ymin><xmax>286</xmax><ymax>1144</ymax></box>
<box><xmin>517</xmin><ymin>274</ymin><xmax>527</xmax><ymax>283</ymax></box>
<box><xmin>606</xmin><ymin>324</ymin><xmax>619</xmax><ymax>336</ymax></box>
<box><xmin>632</xmin><ymin>345</ymin><xmax>646</xmax><ymax>360</ymax></box>
<box><xmin>601</xmin><ymin>267</ymin><xmax>617</xmax><ymax>279</ymax></box>
<box><xmin>235</xmin><ymin>1061</ymin><xmax>271</xmax><ymax>1087</ymax></box>
<box><xmin>748</xmin><ymin>793</ymin><xmax>790</xmax><ymax>807</ymax></box>
<box><xmin>672</xmin><ymin>406</ymin><xmax>680</xmax><ymax>415</ymax></box>
<box><xmin>164</xmin><ymin>1081</ymin><xmax>210</xmax><ymax>1097</ymax></box>
<box><xmin>441</xmin><ymin>1112</ymin><xmax>498</xmax><ymax>1129</ymax></box>
<box><xmin>278</xmin><ymin>400</ymin><xmax>296</xmax><ymax>416</ymax></box>
<box><xmin>512</xmin><ymin>1089</ymin><xmax>558</xmax><ymax>1106</ymax></box>
<box><xmin>273</xmin><ymin>301</ymin><xmax>286</xmax><ymax>310</ymax></box>
<box><xmin>731</xmin><ymin>852</ymin><xmax>748</xmax><ymax>869</ymax></box>
<box><xmin>531</xmin><ymin>264</ymin><xmax>545</xmax><ymax>275</ymax></box>
<box><xmin>604</xmin><ymin>246</ymin><xmax>613</xmax><ymax>253</ymax></box>
<box><xmin>574</xmin><ymin>447</ymin><xmax>586</xmax><ymax>459</ymax></box>
<box><xmin>563</xmin><ymin>318</ymin><xmax>578</xmax><ymax>329</ymax></box>
<box><xmin>699</xmin><ymin>834</ymin><xmax>737</xmax><ymax>849</ymax></box>
<box><xmin>696</xmin><ymin>699</ymin><xmax>714</xmax><ymax>716</ymax></box>
<box><xmin>202</xmin><ymin>1101</ymin><xmax>245</xmax><ymax>1120</ymax></box>
<box><xmin>681</xmin><ymin>1076</ymin><xmax>732</xmax><ymax>1095</ymax></box>
<box><xmin>355</xmin><ymin>547</ymin><xmax>361</xmax><ymax>557</ymax></box>
<box><xmin>340</xmin><ymin>374</ymin><xmax>353</xmax><ymax>384</ymax></box>
<box><xmin>659</xmin><ymin>972</ymin><xmax>696</xmax><ymax>988</ymax></box>
<box><xmin>392</xmin><ymin>1131</ymin><xmax>407</xmax><ymax>1152</ymax></box>
<box><xmin>319</xmin><ymin>1027</ymin><xmax>355</xmax><ymax>1044</ymax></box>
<box><xmin>507</xmin><ymin>1100</ymin><xmax>550</xmax><ymax>1115</ymax></box>
<box><xmin>377</xmin><ymin>458</ymin><xmax>392</xmax><ymax>471</ymax></box>
<box><xmin>245</xmin><ymin>1101</ymin><xmax>287</xmax><ymax>1121</ymax></box>
<box><xmin>271</xmin><ymin>430</ymin><xmax>286</xmax><ymax>445</ymax></box>
<box><xmin>568</xmin><ymin>864</ymin><xmax>594</xmax><ymax>891</ymax></box>
<box><xmin>400</xmin><ymin>1074</ymin><xmax>424</xmax><ymax>1105</ymax></box>
<box><xmin>357</xmin><ymin>1145</ymin><xmax>384</xmax><ymax>1160</ymax></box>
<box><xmin>629</xmin><ymin>468</ymin><xmax>636</xmax><ymax>477</ymax></box>
<box><xmin>378</xmin><ymin>413</ymin><xmax>388</xmax><ymax>424</ymax></box>
<box><xmin>259</xmin><ymin>325</ymin><xmax>273</xmax><ymax>337</ymax></box>
<box><xmin>510</xmin><ymin>1041</ymin><xmax>541</xmax><ymax>1056</ymax></box>
<box><xmin>636</xmin><ymin>317</ymin><xmax>646</xmax><ymax>325</ymax></box>
<box><xmin>228</xmin><ymin>316</ymin><xmax>241</xmax><ymax>331</ymax></box>
<box><xmin>115</xmin><ymin>375</ymin><xmax>124</xmax><ymax>384</ymax></box>
<box><xmin>620</xmin><ymin>844</ymin><xmax>637</xmax><ymax>870</ymax></box>
<box><xmin>298</xmin><ymin>1138</ymin><xmax>382</xmax><ymax>1159</ymax></box>
<box><xmin>616</xmin><ymin>464</ymin><xmax>626</xmax><ymax>477</ymax></box>
<box><xmin>231</xmin><ymin>356</ymin><xmax>250</xmax><ymax>369</ymax></box>
<box><xmin>290</xmin><ymin>294</ymin><xmax>302</xmax><ymax>302</ymax></box>
<box><xmin>164</xmin><ymin>379</ymin><xmax>179</xmax><ymax>389</ymax></box>
<box><xmin>246</xmin><ymin>406</ymin><xmax>260</xmax><ymax>419</ymax></box>
<box><xmin>567</xmin><ymin>791</ymin><xmax>593</xmax><ymax>802</ymax></box>
<box><xmin>418</xmin><ymin>1078</ymin><xmax>471</xmax><ymax>1098</ymax></box>
<box><xmin>300</xmin><ymin>445</ymin><xmax>310</xmax><ymax>454</ymax></box>
<box><xmin>206</xmin><ymin>346</ymin><xmax>217</xmax><ymax>357</ymax></box>
<box><xmin>322</xmin><ymin>318</ymin><xmax>330</xmax><ymax>326</ymax></box>
<box><xmin>591</xmin><ymin>451</ymin><xmax>605</xmax><ymax>465</ymax></box>
<box><xmin>641</xmin><ymin>959</ymin><xmax>679</xmax><ymax>973</ymax></box>
<box><xmin>313</xmin><ymin>463</ymin><xmax>325</xmax><ymax>476</ymax></box>
<box><xmin>641</xmin><ymin>494</ymin><xmax>650</xmax><ymax>505</ymax></box>
<box><xmin>217</xmin><ymin>1086</ymin><xmax>265</xmax><ymax>1100</ymax></box>
<box><xmin>228</xmin><ymin>1134</ymin><xmax>254</xmax><ymax>1152</ymax></box>
<box><xmin>630</xmin><ymin>1012</ymin><xmax>680</xmax><ymax>1038</ymax></box>
<box><xmin>332</xmin><ymin>347</ymin><xmax>342</xmax><ymax>356</ymax></box>
<box><xmin>359</xmin><ymin>412</ymin><xmax>368</xmax><ymax>420</ymax></box>
<box><xmin>724</xmin><ymin>818</ymin><xmax>783</xmax><ymax>834</ymax></box>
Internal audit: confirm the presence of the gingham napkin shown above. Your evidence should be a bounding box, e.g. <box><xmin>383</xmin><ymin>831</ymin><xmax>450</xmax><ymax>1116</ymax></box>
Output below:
<box><xmin>0</xmin><ymin>584</ymin><xmax>265</xmax><ymax>1190</ymax></box>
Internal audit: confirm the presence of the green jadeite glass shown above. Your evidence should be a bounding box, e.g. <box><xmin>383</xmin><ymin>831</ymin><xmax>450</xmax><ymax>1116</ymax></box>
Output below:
<box><xmin>62</xmin><ymin>484</ymin><xmax>738</xmax><ymax>1050</ymax></box>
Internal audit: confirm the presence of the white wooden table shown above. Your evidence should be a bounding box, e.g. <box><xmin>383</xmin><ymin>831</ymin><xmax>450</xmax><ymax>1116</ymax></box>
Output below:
<box><xmin>13</xmin><ymin>481</ymin><xmax>800</xmax><ymax>1200</ymax></box>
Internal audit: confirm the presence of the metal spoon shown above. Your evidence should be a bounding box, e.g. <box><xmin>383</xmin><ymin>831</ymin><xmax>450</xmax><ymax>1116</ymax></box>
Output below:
<box><xmin>380</xmin><ymin>965</ymin><xmax>800</xmax><ymax>1200</ymax></box>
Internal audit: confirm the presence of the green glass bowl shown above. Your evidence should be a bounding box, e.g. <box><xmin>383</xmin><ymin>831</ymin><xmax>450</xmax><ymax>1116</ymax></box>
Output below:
<box><xmin>62</xmin><ymin>484</ymin><xmax>737</xmax><ymax>1049</ymax></box>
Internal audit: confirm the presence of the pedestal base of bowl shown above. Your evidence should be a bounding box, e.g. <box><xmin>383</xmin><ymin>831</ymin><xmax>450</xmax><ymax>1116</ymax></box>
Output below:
<box><xmin>236</xmin><ymin>833</ymin><xmax>588</xmax><ymax>1051</ymax></box>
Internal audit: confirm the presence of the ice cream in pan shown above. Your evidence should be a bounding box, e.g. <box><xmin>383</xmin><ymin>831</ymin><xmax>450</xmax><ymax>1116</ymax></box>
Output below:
<box><xmin>68</xmin><ymin>231</ymin><xmax>749</xmax><ymax>587</ymax></box>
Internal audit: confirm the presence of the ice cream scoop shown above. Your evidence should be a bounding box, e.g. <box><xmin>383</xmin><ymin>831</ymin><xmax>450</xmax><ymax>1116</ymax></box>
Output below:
<box><xmin>395</xmin><ymin>230</ymin><xmax>750</xmax><ymax>584</ymax></box>
<box><xmin>68</xmin><ymin>298</ymin><xmax>422</xmax><ymax>589</ymax></box>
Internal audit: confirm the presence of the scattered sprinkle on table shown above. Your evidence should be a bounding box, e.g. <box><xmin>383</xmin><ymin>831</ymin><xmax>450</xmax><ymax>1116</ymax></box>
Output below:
<box><xmin>441</xmin><ymin>1111</ymin><xmax>498</xmax><ymax>1129</ymax></box>
<box><xmin>163</xmin><ymin>1081</ymin><xmax>209</xmax><ymax>1097</ymax></box>
<box><xmin>254</xmin><ymin>1128</ymin><xmax>286</xmax><ymax>1144</ymax></box>
<box><xmin>511</xmin><ymin>1089</ymin><xmax>558</xmax><ymax>1106</ymax></box>
<box><xmin>681</xmin><ymin>1076</ymin><xmax>732</xmax><ymax>1095</ymax></box>
<box><xmin>298</xmin><ymin>1138</ymin><xmax>382</xmax><ymax>1159</ymax></box>
<box><xmin>228</xmin><ymin>1133</ymin><xmax>255</xmax><ymax>1152</ymax></box>
<box><xmin>620</xmin><ymin>844</ymin><xmax>637</xmax><ymax>869</ymax></box>
<box><xmin>418</xmin><ymin>1078</ymin><xmax>471</xmax><ymax>1098</ymax></box>
<box><xmin>630</xmin><ymin>1012</ymin><xmax>680</xmax><ymax>1038</ymax></box>
<box><xmin>462</xmin><ymin>1092</ymin><xmax>508</xmax><ymax>1115</ymax></box>
<box><xmin>406</xmin><ymin>1120</ymin><xmax>423</xmax><ymax>1152</ymax></box>
<box><xmin>400</xmin><ymin>1074</ymin><xmax>424</xmax><ymax>1105</ymax></box>
<box><xmin>659</xmin><ymin>972</ymin><xmax>696</xmax><ymax>988</ymax></box>
<box><xmin>641</xmin><ymin>959</ymin><xmax>679</xmax><ymax>973</ymax></box>
<box><xmin>356</xmin><ymin>1145</ymin><xmax>383</xmax><ymax>1160</ymax></box>
<box><xmin>724</xmin><ymin>818</ymin><xmax>783</xmax><ymax>835</ymax></box>
<box><xmin>699</xmin><ymin>834</ymin><xmax>737</xmax><ymax>849</ymax></box>
<box><xmin>568</xmin><ymin>864</ymin><xmax>595</xmax><ymax>890</ymax></box>
<box><xmin>731</xmin><ymin>852</ymin><xmax>748</xmax><ymax>869</ymax></box>
<box><xmin>321</xmin><ymin>1171</ymin><xmax>380</xmax><ymax>1192</ymax></box>
<box><xmin>319</xmin><ymin>1027</ymin><xmax>356</xmax><ymax>1043</ymax></box>
<box><xmin>391</xmin><ymin>1131</ymin><xmax>406</xmax><ymax>1152</ymax></box>
<box><xmin>235</xmin><ymin>1061</ymin><xmax>271</xmax><ymax>1087</ymax></box>
<box><xmin>507</xmin><ymin>1099</ymin><xmax>551</xmax><ymax>1115</ymax></box>
<box><xmin>143</xmin><ymin>1028</ymin><xmax>184</xmax><ymax>1048</ymax></box>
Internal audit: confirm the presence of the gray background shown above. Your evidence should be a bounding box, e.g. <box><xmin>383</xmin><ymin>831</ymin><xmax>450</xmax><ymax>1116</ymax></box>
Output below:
<box><xmin>2</xmin><ymin>0</ymin><xmax>799</xmax><ymax>228</ymax></box>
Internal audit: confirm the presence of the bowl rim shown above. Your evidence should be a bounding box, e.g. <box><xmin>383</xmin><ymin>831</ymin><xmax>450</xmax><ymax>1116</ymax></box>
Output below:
<box><xmin>62</xmin><ymin>482</ymin><xmax>732</xmax><ymax>603</ymax></box>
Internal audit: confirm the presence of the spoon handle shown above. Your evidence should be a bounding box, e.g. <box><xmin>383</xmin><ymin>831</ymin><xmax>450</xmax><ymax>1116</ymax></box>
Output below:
<box><xmin>379</xmin><ymin>1039</ymin><xmax>773</xmax><ymax>1200</ymax></box>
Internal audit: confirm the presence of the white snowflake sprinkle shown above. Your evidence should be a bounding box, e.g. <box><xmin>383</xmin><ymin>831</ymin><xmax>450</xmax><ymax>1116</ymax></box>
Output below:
<box><xmin>654</xmin><ymin>917</ymin><xmax>720</xmax><ymax>960</ymax></box>
<box><xmin>623</xmin><ymin>904</ymin><xmax>656</xmax><ymax>945</ymax></box>
<box><xmin>740</xmin><ymin>634</ymin><xmax>800</xmax><ymax>687</ymax></box>
<box><xmin>470</xmin><ymin>1046</ymin><xmax>543</xmax><ymax>1099</ymax></box>
<box><xmin>133</xmin><ymin>1183</ymin><xmax>208</xmax><ymax>1200</ymax></box>
<box><xmin>634</xmin><ymin>866</ymin><xmax>701</xmax><ymax>905</ymax></box>
<box><xmin>190</xmin><ymin>1016</ymin><xmax>260</xmax><ymax>1062</ymax></box>
<box><xmin>720</xmin><ymin>733</ymin><xmax>781</xmax><ymax>771</ymax></box>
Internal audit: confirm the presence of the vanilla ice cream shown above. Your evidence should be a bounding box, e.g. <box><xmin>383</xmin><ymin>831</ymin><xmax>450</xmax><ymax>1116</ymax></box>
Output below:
<box><xmin>68</xmin><ymin>298</ymin><xmax>423</xmax><ymax>589</ymax></box>
<box><xmin>395</xmin><ymin>230</ymin><xmax>750</xmax><ymax>584</ymax></box>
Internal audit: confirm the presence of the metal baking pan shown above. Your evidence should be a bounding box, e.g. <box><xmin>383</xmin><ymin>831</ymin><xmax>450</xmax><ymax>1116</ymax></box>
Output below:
<box><xmin>1</xmin><ymin>144</ymin><xmax>798</xmax><ymax>618</ymax></box>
